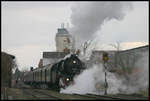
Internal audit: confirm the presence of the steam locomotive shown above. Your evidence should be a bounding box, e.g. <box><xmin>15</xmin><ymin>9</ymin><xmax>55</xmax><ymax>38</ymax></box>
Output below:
<box><xmin>23</xmin><ymin>54</ymin><xmax>86</xmax><ymax>90</ymax></box>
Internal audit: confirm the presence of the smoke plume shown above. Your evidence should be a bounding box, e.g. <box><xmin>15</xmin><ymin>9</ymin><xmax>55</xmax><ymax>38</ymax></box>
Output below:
<box><xmin>70</xmin><ymin>2</ymin><xmax>132</xmax><ymax>47</ymax></box>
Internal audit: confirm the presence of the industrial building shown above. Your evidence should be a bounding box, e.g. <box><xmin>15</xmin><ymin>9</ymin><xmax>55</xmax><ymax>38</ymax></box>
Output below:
<box><xmin>89</xmin><ymin>45</ymin><xmax>149</xmax><ymax>71</ymax></box>
<box><xmin>115</xmin><ymin>45</ymin><xmax>149</xmax><ymax>70</ymax></box>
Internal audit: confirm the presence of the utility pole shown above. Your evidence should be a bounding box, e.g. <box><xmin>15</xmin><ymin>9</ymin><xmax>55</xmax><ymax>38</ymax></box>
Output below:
<box><xmin>103</xmin><ymin>52</ymin><xmax>109</xmax><ymax>95</ymax></box>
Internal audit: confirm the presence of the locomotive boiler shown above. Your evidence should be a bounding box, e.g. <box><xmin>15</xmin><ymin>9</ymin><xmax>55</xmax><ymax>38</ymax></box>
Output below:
<box><xmin>23</xmin><ymin>54</ymin><xmax>86</xmax><ymax>90</ymax></box>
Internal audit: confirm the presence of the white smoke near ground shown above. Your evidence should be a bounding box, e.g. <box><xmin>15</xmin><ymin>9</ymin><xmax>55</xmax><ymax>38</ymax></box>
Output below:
<box><xmin>60</xmin><ymin>65</ymin><xmax>99</xmax><ymax>94</ymax></box>
<box><xmin>60</xmin><ymin>64</ymin><xmax>125</xmax><ymax>95</ymax></box>
<box><xmin>60</xmin><ymin>48</ymin><xmax>149</xmax><ymax>95</ymax></box>
<box><xmin>70</xmin><ymin>2</ymin><xmax>133</xmax><ymax>47</ymax></box>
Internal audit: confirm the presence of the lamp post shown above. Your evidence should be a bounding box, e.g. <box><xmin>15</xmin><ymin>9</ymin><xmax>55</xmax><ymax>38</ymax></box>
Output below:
<box><xmin>103</xmin><ymin>52</ymin><xmax>109</xmax><ymax>95</ymax></box>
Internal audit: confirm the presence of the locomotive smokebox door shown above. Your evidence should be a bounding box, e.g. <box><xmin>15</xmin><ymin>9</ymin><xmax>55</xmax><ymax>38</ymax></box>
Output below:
<box><xmin>103</xmin><ymin>52</ymin><xmax>109</xmax><ymax>62</ymax></box>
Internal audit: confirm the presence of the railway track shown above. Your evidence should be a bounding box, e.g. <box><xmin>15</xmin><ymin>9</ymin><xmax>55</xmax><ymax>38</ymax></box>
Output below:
<box><xmin>72</xmin><ymin>93</ymin><xmax>123</xmax><ymax>100</ymax></box>
<box><xmin>87</xmin><ymin>93</ymin><xmax>126</xmax><ymax>100</ymax></box>
<box><xmin>22</xmin><ymin>88</ymin><xmax>62</xmax><ymax>100</ymax></box>
<box><xmin>5</xmin><ymin>87</ymin><xmax>149</xmax><ymax>100</ymax></box>
<box><xmin>72</xmin><ymin>93</ymin><xmax>149</xmax><ymax>100</ymax></box>
<box><xmin>112</xmin><ymin>94</ymin><xmax>149</xmax><ymax>100</ymax></box>
<box><xmin>10</xmin><ymin>82</ymin><xmax>149</xmax><ymax>100</ymax></box>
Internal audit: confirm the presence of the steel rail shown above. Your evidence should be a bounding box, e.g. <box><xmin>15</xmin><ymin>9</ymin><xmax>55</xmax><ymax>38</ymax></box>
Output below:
<box><xmin>33</xmin><ymin>89</ymin><xmax>63</xmax><ymax>100</ymax></box>
<box><xmin>72</xmin><ymin>93</ymin><xmax>123</xmax><ymax>100</ymax></box>
<box><xmin>22</xmin><ymin>88</ymin><xmax>60</xmax><ymax>100</ymax></box>
<box><xmin>87</xmin><ymin>93</ymin><xmax>149</xmax><ymax>100</ymax></box>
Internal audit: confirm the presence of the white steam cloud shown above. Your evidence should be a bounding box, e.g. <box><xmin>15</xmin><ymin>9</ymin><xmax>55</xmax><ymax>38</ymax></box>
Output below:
<box><xmin>60</xmin><ymin>49</ymin><xmax>148</xmax><ymax>95</ymax></box>
<box><xmin>70</xmin><ymin>2</ymin><xmax>133</xmax><ymax>46</ymax></box>
<box><xmin>60</xmin><ymin>64</ymin><xmax>125</xmax><ymax>95</ymax></box>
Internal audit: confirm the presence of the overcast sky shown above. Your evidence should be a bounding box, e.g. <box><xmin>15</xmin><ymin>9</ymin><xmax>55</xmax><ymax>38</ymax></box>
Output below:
<box><xmin>2</xmin><ymin>1</ymin><xmax>149</xmax><ymax>71</ymax></box>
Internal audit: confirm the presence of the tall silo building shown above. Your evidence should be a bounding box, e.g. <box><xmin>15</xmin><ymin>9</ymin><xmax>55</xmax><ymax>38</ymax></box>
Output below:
<box><xmin>55</xmin><ymin>24</ymin><xmax>74</xmax><ymax>53</ymax></box>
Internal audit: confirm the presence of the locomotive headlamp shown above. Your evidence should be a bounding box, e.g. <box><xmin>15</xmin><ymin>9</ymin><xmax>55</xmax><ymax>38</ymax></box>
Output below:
<box><xmin>73</xmin><ymin>60</ymin><xmax>76</xmax><ymax>64</ymax></box>
<box><xmin>66</xmin><ymin>78</ymin><xmax>70</xmax><ymax>81</ymax></box>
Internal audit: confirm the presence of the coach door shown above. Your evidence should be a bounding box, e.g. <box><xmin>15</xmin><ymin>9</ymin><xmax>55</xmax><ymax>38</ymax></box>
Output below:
<box><xmin>45</xmin><ymin>69</ymin><xmax>47</xmax><ymax>82</ymax></box>
<box><xmin>41</xmin><ymin>70</ymin><xmax>42</xmax><ymax>82</ymax></box>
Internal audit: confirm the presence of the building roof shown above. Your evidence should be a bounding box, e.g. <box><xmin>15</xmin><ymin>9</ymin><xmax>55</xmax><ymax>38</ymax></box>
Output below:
<box><xmin>56</xmin><ymin>28</ymin><xmax>69</xmax><ymax>35</ymax></box>
<box><xmin>2</xmin><ymin>52</ymin><xmax>15</xmax><ymax>59</ymax></box>
<box><xmin>43</xmin><ymin>52</ymin><xmax>68</xmax><ymax>58</ymax></box>
<box><xmin>121</xmin><ymin>45</ymin><xmax>149</xmax><ymax>53</ymax></box>
<box><xmin>91</xmin><ymin>45</ymin><xmax>149</xmax><ymax>54</ymax></box>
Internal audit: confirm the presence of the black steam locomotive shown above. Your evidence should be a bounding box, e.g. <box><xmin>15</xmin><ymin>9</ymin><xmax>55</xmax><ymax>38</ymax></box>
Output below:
<box><xmin>23</xmin><ymin>54</ymin><xmax>86</xmax><ymax>90</ymax></box>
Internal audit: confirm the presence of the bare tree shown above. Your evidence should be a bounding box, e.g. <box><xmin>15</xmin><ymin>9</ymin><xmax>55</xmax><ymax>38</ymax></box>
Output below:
<box><xmin>83</xmin><ymin>40</ymin><xmax>93</xmax><ymax>56</ymax></box>
<box><xmin>75</xmin><ymin>39</ymin><xmax>97</xmax><ymax>57</ymax></box>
